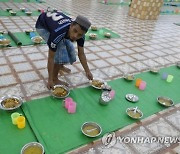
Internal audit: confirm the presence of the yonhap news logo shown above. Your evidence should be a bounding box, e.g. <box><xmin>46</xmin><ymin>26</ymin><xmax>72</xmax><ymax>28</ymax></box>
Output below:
<box><xmin>102</xmin><ymin>132</ymin><xmax>117</xmax><ymax>148</ymax></box>
<box><xmin>102</xmin><ymin>132</ymin><xmax>180</xmax><ymax>148</ymax></box>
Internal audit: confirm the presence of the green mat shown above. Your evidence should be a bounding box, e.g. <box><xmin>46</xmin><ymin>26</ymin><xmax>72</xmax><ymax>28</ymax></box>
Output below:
<box><xmin>0</xmin><ymin>32</ymin><xmax>45</xmax><ymax>48</ymax></box>
<box><xmin>99</xmin><ymin>1</ymin><xmax>130</xmax><ymax>6</ymax></box>
<box><xmin>0</xmin><ymin>107</ymin><xmax>37</xmax><ymax>154</ymax></box>
<box><xmin>160</xmin><ymin>11</ymin><xmax>180</xmax><ymax>15</ymax></box>
<box><xmin>85</xmin><ymin>28</ymin><xmax>120</xmax><ymax>41</ymax></box>
<box><xmin>22</xmin><ymin>66</ymin><xmax>180</xmax><ymax>154</ymax></box>
<box><xmin>0</xmin><ymin>10</ymin><xmax>41</xmax><ymax>16</ymax></box>
<box><xmin>0</xmin><ymin>28</ymin><xmax>119</xmax><ymax>48</ymax></box>
<box><xmin>0</xmin><ymin>10</ymin><xmax>70</xmax><ymax>17</ymax></box>
<box><xmin>0</xmin><ymin>0</ymin><xmax>44</xmax><ymax>3</ymax></box>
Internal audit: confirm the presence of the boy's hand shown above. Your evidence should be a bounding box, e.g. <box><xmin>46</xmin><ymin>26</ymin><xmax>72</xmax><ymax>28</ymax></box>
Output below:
<box><xmin>86</xmin><ymin>71</ymin><xmax>93</xmax><ymax>80</ymax></box>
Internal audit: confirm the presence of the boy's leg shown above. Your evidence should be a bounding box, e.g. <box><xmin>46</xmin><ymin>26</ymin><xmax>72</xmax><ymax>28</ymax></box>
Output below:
<box><xmin>53</xmin><ymin>64</ymin><xmax>69</xmax><ymax>86</ymax></box>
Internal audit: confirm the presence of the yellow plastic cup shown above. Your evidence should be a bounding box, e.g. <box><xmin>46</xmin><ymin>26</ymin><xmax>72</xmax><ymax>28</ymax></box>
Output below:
<box><xmin>11</xmin><ymin>112</ymin><xmax>20</xmax><ymax>125</ymax></box>
<box><xmin>167</xmin><ymin>75</ymin><xmax>174</xmax><ymax>83</ymax></box>
<box><xmin>135</xmin><ymin>78</ymin><xmax>142</xmax><ymax>87</ymax></box>
<box><xmin>17</xmin><ymin>116</ymin><xmax>26</xmax><ymax>129</ymax></box>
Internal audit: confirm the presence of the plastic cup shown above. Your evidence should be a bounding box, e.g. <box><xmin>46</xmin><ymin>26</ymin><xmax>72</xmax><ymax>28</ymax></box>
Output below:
<box><xmin>139</xmin><ymin>81</ymin><xmax>147</xmax><ymax>90</ymax></box>
<box><xmin>17</xmin><ymin>116</ymin><xmax>26</xmax><ymax>129</ymax></box>
<box><xmin>11</xmin><ymin>112</ymin><xmax>20</xmax><ymax>125</ymax></box>
<box><xmin>109</xmin><ymin>90</ymin><xmax>115</xmax><ymax>99</ymax></box>
<box><xmin>162</xmin><ymin>72</ymin><xmax>168</xmax><ymax>80</ymax></box>
<box><xmin>167</xmin><ymin>75</ymin><xmax>173</xmax><ymax>82</ymax></box>
<box><xmin>135</xmin><ymin>78</ymin><xmax>142</xmax><ymax>87</ymax></box>
<box><xmin>64</xmin><ymin>97</ymin><xmax>73</xmax><ymax>109</ymax></box>
<box><xmin>68</xmin><ymin>102</ymin><xmax>76</xmax><ymax>114</ymax></box>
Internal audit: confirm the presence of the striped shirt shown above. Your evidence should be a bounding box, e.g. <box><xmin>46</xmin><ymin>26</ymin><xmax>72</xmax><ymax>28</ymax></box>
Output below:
<box><xmin>36</xmin><ymin>12</ymin><xmax>85</xmax><ymax>51</ymax></box>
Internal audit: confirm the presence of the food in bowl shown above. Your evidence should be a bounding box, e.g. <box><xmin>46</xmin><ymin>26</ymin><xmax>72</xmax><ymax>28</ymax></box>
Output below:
<box><xmin>81</xmin><ymin>122</ymin><xmax>102</xmax><ymax>137</ymax></box>
<box><xmin>51</xmin><ymin>85</ymin><xmax>70</xmax><ymax>98</ymax></box>
<box><xmin>157</xmin><ymin>96</ymin><xmax>174</xmax><ymax>107</ymax></box>
<box><xmin>0</xmin><ymin>95</ymin><xmax>23</xmax><ymax>111</ymax></box>
<box><xmin>32</xmin><ymin>36</ymin><xmax>43</xmax><ymax>44</ymax></box>
<box><xmin>89</xmin><ymin>33</ymin><xmax>97</xmax><ymax>40</ymax></box>
<box><xmin>2</xmin><ymin>98</ymin><xmax>20</xmax><ymax>108</ymax></box>
<box><xmin>91</xmin><ymin>80</ymin><xmax>104</xmax><ymax>89</ymax></box>
<box><xmin>126</xmin><ymin>107</ymin><xmax>143</xmax><ymax>119</ymax></box>
<box><xmin>53</xmin><ymin>87</ymin><xmax>68</xmax><ymax>97</ymax></box>
<box><xmin>21</xmin><ymin>142</ymin><xmax>44</xmax><ymax>154</ymax></box>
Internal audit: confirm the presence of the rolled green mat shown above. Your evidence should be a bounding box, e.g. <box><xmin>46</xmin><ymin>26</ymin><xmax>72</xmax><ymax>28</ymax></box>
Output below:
<box><xmin>8</xmin><ymin>31</ymin><xmax>22</xmax><ymax>46</ymax></box>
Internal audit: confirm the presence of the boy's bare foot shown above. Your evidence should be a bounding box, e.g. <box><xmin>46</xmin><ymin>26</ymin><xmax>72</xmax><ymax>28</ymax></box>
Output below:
<box><xmin>53</xmin><ymin>79</ymin><xmax>69</xmax><ymax>87</ymax></box>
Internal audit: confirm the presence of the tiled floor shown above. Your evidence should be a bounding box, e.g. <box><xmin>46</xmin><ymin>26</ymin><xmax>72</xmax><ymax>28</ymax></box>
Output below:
<box><xmin>0</xmin><ymin>0</ymin><xmax>180</xmax><ymax>153</ymax></box>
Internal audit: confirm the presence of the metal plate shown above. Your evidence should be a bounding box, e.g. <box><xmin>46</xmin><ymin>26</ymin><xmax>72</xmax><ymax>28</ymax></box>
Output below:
<box><xmin>90</xmin><ymin>79</ymin><xmax>106</xmax><ymax>90</ymax></box>
<box><xmin>81</xmin><ymin>122</ymin><xmax>102</xmax><ymax>137</ymax></box>
<box><xmin>126</xmin><ymin>107</ymin><xmax>143</xmax><ymax>119</ymax></box>
<box><xmin>0</xmin><ymin>95</ymin><xmax>23</xmax><ymax>111</ymax></box>
<box><xmin>51</xmin><ymin>85</ymin><xmax>70</xmax><ymax>99</ymax></box>
<box><xmin>125</xmin><ymin>94</ymin><xmax>139</xmax><ymax>102</ymax></box>
<box><xmin>157</xmin><ymin>96</ymin><xmax>174</xmax><ymax>107</ymax></box>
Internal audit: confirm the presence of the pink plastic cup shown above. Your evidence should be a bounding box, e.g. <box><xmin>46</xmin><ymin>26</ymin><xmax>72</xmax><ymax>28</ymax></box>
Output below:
<box><xmin>68</xmin><ymin>101</ymin><xmax>76</xmax><ymax>114</ymax></box>
<box><xmin>109</xmin><ymin>90</ymin><xmax>115</xmax><ymax>99</ymax></box>
<box><xmin>139</xmin><ymin>81</ymin><xmax>147</xmax><ymax>90</ymax></box>
<box><xmin>64</xmin><ymin>97</ymin><xmax>73</xmax><ymax>109</ymax></box>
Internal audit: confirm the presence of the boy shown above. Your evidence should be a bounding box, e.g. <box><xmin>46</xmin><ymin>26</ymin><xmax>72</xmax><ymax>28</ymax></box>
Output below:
<box><xmin>36</xmin><ymin>11</ymin><xmax>93</xmax><ymax>89</ymax></box>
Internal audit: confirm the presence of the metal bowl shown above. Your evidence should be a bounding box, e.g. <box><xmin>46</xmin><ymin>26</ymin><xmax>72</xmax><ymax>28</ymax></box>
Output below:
<box><xmin>104</xmin><ymin>32</ymin><xmax>111</xmax><ymax>38</ymax></box>
<box><xmin>6</xmin><ymin>8</ymin><xmax>12</xmax><ymax>12</ymax></box>
<box><xmin>20</xmin><ymin>8</ymin><xmax>26</xmax><ymax>12</ymax></box>
<box><xmin>91</xmin><ymin>26</ymin><xmax>98</xmax><ymax>31</ymax></box>
<box><xmin>51</xmin><ymin>85</ymin><xmax>70</xmax><ymax>99</ymax></box>
<box><xmin>177</xmin><ymin>62</ymin><xmax>180</xmax><ymax>68</ymax></box>
<box><xmin>125</xmin><ymin>94</ymin><xmax>139</xmax><ymax>102</ymax></box>
<box><xmin>9</xmin><ymin>11</ymin><xmax>16</xmax><ymax>16</ymax></box>
<box><xmin>126</xmin><ymin>107</ymin><xmax>143</xmax><ymax>119</ymax></box>
<box><xmin>99</xmin><ymin>91</ymin><xmax>111</xmax><ymax>105</ymax></box>
<box><xmin>124</xmin><ymin>74</ymin><xmax>135</xmax><ymax>81</ymax></box>
<box><xmin>81</xmin><ymin>122</ymin><xmax>102</xmax><ymax>137</ymax></box>
<box><xmin>89</xmin><ymin>33</ymin><xmax>97</xmax><ymax>40</ymax></box>
<box><xmin>90</xmin><ymin>78</ymin><xmax>106</xmax><ymax>90</ymax></box>
<box><xmin>150</xmin><ymin>67</ymin><xmax>159</xmax><ymax>73</ymax></box>
<box><xmin>31</xmin><ymin>36</ymin><xmax>43</xmax><ymax>44</ymax></box>
<box><xmin>157</xmin><ymin>96</ymin><xmax>174</xmax><ymax>107</ymax></box>
<box><xmin>21</xmin><ymin>142</ymin><xmax>44</xmax><ymax>154</ymax></box>
<box><xmin>0</xmin><ymin>95</ymin><xmax>23</xmax><ymax>111</ymax></box>
<box><xmin>0</xmin><ymin>39</ymin><xmax>11</xmax><ymax>46</ymax></box>
<box><xmin>25</xmin><ymin>29</ymin><xmax>34</xmax><ymax>35</ymax></box>
<box><xmin>26</xmin><ymin>11</ymin><xmax>32</xmax><ymax>16</ymax></box>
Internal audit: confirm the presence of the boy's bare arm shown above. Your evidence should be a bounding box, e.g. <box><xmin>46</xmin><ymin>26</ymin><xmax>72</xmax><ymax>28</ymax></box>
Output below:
<box><xmin>78</xmin><ymin>45</ymin><xmax>93</xmax><ymax>80</ymax></box>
